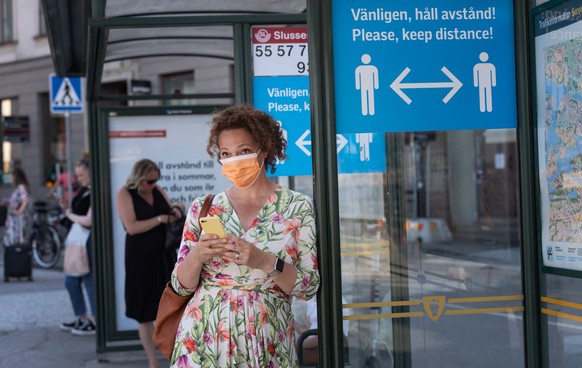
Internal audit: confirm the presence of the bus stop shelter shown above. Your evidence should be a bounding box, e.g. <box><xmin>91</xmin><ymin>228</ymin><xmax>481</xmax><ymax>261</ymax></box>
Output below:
<box><xmin>41</xmin><ymin>0</ymin><xmax>342</xmax><ymax>361</ymax></box>
<box><xmin>41</xmin><ymin>1</ymin><xmax>571</xmax><ymax>368</ymax></box>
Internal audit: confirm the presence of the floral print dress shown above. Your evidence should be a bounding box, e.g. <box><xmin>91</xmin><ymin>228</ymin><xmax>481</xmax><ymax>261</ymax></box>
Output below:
<box><xmin>170</xmin><ymin>186</ymin><xmax>320</xmax><ymax>368</ymax></box>
<box><xmin>3</xmin><ymin>184</ymin><xmax>31</xmax><ymax>246</ymax></box>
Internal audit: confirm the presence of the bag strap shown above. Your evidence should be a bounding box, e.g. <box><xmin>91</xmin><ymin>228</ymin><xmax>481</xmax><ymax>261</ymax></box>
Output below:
<box><xmin>171</xmin><ymin>205</ymin><xmax>185</xmax><ymax>218</ymax></box>
<box><xmin>198</xmin><ymin>194</ymin><xmax>215</xmax><ymax>229</ymax></box>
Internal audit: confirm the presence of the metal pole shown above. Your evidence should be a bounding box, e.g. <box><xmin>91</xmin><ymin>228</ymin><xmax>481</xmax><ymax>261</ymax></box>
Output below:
<box><xmin>65</xmin><ymin>111</ymin><xmax>73</xmax><ymax>207</ymax></box>
<box><xmin>426</xmin><ymin>144</ymin><xmax>431</xmax><ymax>218</ymax></box>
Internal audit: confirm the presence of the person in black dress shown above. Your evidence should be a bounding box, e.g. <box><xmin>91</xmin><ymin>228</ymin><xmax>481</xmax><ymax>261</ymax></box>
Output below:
<box><xmin>116</xmin><ymin>159</ymin><xmax>181</xmax><ymax>368</ymax></box>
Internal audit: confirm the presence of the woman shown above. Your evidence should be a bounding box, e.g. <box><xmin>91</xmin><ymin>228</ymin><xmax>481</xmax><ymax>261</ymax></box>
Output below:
<box><xmin>3</xmin><ymin>168</ymin><xmax>31</xmax><ymax>246</ymax></box>
<box><xmin>59</xmin><ymin>158</ymin><xmax>95</xmax><ymax>335</ymax></box>
<box><xmin>47</xmin><ymin>164</ymin><xmax>79</xmax><ymax>203</ymax></box>
<box><xmin>170</xmin><ymin>105</ymin><xmax>320</xmax><ymax>367</ymax></box>
<box><xmin>117</xmin><ymin>159</ymin><xmax>179</xmax><ymax>368</ymax></box>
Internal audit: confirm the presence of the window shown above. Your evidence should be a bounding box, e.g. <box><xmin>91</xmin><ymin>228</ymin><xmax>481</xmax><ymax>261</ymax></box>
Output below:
<box><xmin>38</xmin><ymin>1</ymin><xmax>46</xmax><ymax>36</ymax></box>
<box><xmin>0</xmin><ymin>0</ymin><xmax>13</xmax><ymax>43</ymax></box>
<box><xmin>337</xmin><ymin>130</ymin><xmax>523</xmax><ymax>367</ymax></box>
<box><xmin>1</xmin><ymin>98</ymin><xmax>22</xmax><ymax>182</ymax></box>
<box><xmin>161</xmin><ymin>71</ymin><xmax>195</xmax><ymax>106</ymax></box>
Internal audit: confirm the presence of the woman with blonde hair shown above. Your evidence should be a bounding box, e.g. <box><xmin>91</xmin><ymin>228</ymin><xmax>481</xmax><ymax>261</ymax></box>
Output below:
<box><xmin>59</xmin><ymin>158</ymin><xmax>95</xmax><ymax>335</ymax></box>
<box><xmin>117</xmin><ymin>159</ymin><xmax>180</xmax><ymax>368</ymax></box>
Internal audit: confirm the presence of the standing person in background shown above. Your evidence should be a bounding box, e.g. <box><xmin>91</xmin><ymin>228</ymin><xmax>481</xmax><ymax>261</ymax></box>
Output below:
<box><xmin>47</xmin><ymin>164</ymin><xmax>79</xmax><ymax>231</ymax></box>
<box><xmin>47</xmin><ymin>164</ymin><xmax>79</xmax><ymax>203</ymax></box>
<box><xmin>3</xmin><ymin>168</ymin><xmax>32</xmax><ymax>246</ymax></box>
<box><xmin>59</xmin><ymin>158</ymin><xmax>96</xmax><ymax>336</ymax></box>
<box><xmin>117</xmin><ymin>159</ymin><xmax>180</xmax><ymax>368</ymax></box>
<box><xmin>170</xmin><ymin>105</ymin><xmax>320</xmax><ymax>367</ymax></box>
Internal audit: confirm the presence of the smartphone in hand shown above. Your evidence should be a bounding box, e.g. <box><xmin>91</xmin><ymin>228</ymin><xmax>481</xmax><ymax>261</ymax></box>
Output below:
<box><xmin>200</xmin><ymin>216</ymin><xmax>226</xmax><ymax>238</ymax></box>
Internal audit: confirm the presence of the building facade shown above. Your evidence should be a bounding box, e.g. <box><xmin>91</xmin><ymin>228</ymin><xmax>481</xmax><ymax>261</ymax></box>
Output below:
<box><xmin>0</xmin><ymin>0</ymin><xmax>85</xmax><ymax>200</ymax></box>
<box><xmin>0</xmin><ymin>0</ymin><xmax>232</xmax><ymax>201</ymax></box>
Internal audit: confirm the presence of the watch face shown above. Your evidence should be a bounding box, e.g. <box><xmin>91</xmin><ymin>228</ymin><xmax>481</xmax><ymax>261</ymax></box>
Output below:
<box><xmin>268</xmin><ymin>257</ymin><xmax>284</xmax><ymax>277</ymax></box>
<box><xmin>275</xmin><ymin>257</ymin><xmax>285</xmax><ymax>273</ymax></box>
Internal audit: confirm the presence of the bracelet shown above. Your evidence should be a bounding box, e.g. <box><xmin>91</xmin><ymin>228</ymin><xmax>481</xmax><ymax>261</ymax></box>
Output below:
<box><xmin>157</xmin><ymin>215</ymin><xmax>162</xmax><ymax>223</ymax></box>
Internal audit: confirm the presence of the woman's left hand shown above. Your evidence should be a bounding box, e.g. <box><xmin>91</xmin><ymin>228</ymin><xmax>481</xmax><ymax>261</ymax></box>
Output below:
<box><xmin>58</xmin><ymin>198</ymin><xmax>67</xmax><ymax>210</ymax></box>
<box><xmin>223</xmin><ymin>234</ymin><xmax>268</xmax><ymax>270</ymax></box>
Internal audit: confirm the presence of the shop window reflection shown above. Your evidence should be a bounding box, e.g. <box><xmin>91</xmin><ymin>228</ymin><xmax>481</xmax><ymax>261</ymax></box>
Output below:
<box><xmin>338</xmin><ymin>129</ymin><xmax>523</xmax><ymax>367</ymax></box>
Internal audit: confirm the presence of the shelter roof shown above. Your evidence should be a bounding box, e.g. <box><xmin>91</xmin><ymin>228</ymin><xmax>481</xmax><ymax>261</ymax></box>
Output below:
<box><xmin>42</xmin><ymin>0</ymin><xmax>306</xmax><ymax>99</ymax></box>
<box><xmin>102</xmin><ymin>0</ymin><xmax>306</xmax><ymax>18</ymax></box>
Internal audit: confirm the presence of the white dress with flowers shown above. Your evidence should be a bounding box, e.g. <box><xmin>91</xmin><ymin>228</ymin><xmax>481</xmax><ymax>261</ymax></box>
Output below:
<box><xmin>170</xmin><ymin>186</ymin><xmax>320</xmax><ymax>368</ymax></box>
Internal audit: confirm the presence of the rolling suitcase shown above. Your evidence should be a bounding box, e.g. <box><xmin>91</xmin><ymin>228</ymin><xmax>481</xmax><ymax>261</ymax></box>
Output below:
<box><xmin>4</xmin><ymin>244</ymin><xmax>33</xmax><ymax>282</ymax></box>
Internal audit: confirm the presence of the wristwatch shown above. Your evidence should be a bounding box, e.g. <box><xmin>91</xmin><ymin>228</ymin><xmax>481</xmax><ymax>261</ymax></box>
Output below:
<box><xmin>267</xmin><ymin>257</ymin><xmax>285</xmax><ymax>277</ymax></box>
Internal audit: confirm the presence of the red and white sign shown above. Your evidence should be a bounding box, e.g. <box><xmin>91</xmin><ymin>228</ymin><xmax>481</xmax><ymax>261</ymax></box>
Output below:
<box><xmin>252</xmin><ymin>26</ymin><xmax>309</xmax><ymax>76</ymax></box>
<box><xmin>109</xmin><ymin>130</ymin><xmax>166</xmax><ymax>138</ymax></box>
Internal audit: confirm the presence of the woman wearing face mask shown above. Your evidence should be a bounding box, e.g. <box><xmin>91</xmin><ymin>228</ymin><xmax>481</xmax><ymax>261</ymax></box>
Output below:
<box><xmin>168</xmin><ymin>105</ymin><xmax>320</xmax><ymax>367</ymax></box>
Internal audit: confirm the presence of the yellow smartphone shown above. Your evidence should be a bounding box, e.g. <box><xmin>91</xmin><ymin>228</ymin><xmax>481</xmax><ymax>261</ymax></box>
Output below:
<box><xmin>199</xmin><ymin>216</ymin><xmax>226</xmax><ymax>238</ymax></box>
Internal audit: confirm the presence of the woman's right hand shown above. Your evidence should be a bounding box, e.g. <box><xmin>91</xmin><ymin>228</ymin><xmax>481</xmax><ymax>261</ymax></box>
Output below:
<box><xmin>58</xmin><ymin>197</ymin><xmax>67</xmax><ymax>210</ymax></box>
<box><xmin>178</xmin><ymin>233</ymin><xmax>227</xmax><ymax>289</ymax></box>
<box><xmin>187</xmin><ymin>233</ymin><xmax>228</xmax><ymax>264</ymax></box>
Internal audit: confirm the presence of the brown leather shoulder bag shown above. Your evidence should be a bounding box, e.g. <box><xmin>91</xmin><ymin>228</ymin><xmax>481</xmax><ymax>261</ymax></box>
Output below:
<box><xmin>153</xmin><ymin>194</ymin><xmax>214</xmax><ymax>359</ymax></box>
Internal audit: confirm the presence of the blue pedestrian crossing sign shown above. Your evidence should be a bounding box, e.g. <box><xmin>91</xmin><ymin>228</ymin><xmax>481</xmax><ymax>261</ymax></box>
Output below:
<box><xmin>50</xmin><ymin>74</ymin><xmax>84</xmax><ymax>113</ymax></box>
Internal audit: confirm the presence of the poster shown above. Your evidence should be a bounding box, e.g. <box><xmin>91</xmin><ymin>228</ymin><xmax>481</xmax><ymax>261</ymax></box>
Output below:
<box><xmin>534</xmin><ymin>0</ymin><xmax>582</xmax><ymax>272</ymax></box>
<box><xmin>108</xmin><ymin>113</ymin><xmax>231</xmax><ymax>330</ymax></box>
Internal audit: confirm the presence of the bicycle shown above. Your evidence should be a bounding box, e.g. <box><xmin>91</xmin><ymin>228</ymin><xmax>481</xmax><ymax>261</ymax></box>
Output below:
<box><xmin>30</xmin><ymin>201</ymin><xmax>67</xmax><ymax>268</ymax></box>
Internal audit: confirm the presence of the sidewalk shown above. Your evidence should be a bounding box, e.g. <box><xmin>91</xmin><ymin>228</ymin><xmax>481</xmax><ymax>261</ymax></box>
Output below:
<box><xmin>0</xmin><ymin>259</ymin><xmax>168</xmax><ymax>368</ymax></box>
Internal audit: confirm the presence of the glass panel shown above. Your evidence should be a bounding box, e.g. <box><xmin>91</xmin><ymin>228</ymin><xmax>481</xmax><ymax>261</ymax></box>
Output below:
<box><xmin>545</xmin><ymin>275</ymin><xmax>582</xmax><ymax>367</ymax></box>
<box><xmin>339</xmin><ymin>130</ymin><xmax>524</xmax><ymax>367</ymax></box>
<box><xmin>161</xmin><ymin>71</ymin><xmax>195</xmax><ymax>106</ymax></box>
<box><xmin>532</xmin><ymin>2</ymin><xmax>582</xmax><ymax>365</ymax></box>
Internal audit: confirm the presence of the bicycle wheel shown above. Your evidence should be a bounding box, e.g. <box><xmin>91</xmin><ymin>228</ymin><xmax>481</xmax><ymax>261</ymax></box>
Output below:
<box><xmin>31</xmin><ymin>226</ymin><xmax>62</xmax><ymax>268</ymax></box>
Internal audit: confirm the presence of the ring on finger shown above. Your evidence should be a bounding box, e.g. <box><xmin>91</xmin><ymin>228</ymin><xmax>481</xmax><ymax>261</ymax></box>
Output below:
<box><xmin>235</xmin><ymin>253</ymin><xmax>240</xmax><ymax>259</ymax></box>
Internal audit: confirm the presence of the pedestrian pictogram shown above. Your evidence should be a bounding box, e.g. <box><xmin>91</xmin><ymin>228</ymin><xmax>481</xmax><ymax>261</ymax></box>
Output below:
<box><xmin>473</xmin><ymin>52</ymin><xmax>496</xmax><ymax>112</ymax></box>
<box><xmin>355</xmin><ymin>54</ymin><xmax>379</xmax><ymax>116</ymax></box>
<box><xmin>50</xmin><ymin>74</ymin><xmax>84</xmax><ymax>113</ymax></box>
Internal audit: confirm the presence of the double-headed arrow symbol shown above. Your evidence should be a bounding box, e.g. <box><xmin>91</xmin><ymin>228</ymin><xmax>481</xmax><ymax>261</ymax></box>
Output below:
<box><xmin>390</xmin><ymin>67</ymin><xmax>462</xmax><ymax>105</ymax></box>
<box><xmin>296</xmin><ymin>130</ymin><xmax>348</xmax><ymax>157</ymax></box>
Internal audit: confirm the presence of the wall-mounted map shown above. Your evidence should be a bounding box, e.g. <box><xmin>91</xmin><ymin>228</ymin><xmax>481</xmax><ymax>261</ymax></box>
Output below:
<box><xmin>535</xmin><ymin>2</ymin><xmax>582</xmax><ymax>272</ymax></box>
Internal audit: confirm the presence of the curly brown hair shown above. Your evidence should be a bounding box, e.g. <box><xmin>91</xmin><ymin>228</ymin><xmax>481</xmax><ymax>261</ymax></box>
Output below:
<box><xmin>207</xmin><ymin>105</ymin><xmax>287</xmax><ymax>174</ymax></box>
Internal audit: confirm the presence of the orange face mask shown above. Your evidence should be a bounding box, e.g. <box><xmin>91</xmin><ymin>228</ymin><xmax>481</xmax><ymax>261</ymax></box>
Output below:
<box><xmin>220</xmin><ymin>150</ymin><xmax>264</xmax><ymax>189</ymax></box>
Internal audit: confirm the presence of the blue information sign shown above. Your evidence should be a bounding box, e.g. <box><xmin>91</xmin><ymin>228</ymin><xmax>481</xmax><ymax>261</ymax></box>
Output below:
<box><xmin>337</xmin><ymin>133</ymin><xmax>387</xmax><ymax>173</ymax></box>
<box><xmin>253</xmin><ymin>76</ymin><xmax>386</xmax><ymax>176</ymax></box>
<box><xmin>332</xmin><ymin>0</ymin><xmax>517</xmax><ymax>133</ymax></box>
<box><xmin>50</xmin><ymin>74</ymin><xmax>84</xmax><ymax>113</ymax></box>
<box><xmin>253</xmin><ymin>76</ymin><xmax>312</xmax><ymax>176</ymax></box>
